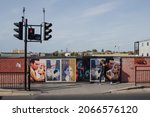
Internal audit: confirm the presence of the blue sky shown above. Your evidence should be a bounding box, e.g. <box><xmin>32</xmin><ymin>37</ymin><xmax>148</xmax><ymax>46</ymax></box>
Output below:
<box><xmin>0</xmin><ymin>0</ymin><xmax>150</xmax><ymax>52</ymax></box>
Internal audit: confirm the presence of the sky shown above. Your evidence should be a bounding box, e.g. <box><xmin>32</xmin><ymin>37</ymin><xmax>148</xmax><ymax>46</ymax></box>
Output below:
<box><xmin>0</xmin><ymin>0</ymin><xmax>150</xmax><ymax>53</ymax></box>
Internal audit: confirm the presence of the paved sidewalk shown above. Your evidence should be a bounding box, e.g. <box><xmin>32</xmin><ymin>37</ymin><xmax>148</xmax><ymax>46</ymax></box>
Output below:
<box><xmin>0</xmin><ymin>82</ymin><xmax>150</xmax><ymax>96</ymax></box>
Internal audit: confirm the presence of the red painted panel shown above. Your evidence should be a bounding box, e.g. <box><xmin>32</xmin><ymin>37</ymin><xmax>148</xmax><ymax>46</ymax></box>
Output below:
<box><xmin>121</xmin><ymin>57</ymin><xmax>150</xmax><ymax>83</ymax></box>
<box><xmin>0</xmin><ymin>58</ymin><xmax>24</xmax><ymax>72</ymax></box>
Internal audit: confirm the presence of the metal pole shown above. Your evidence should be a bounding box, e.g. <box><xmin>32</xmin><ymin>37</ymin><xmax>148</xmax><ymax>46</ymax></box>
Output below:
<box><xmin>23</xmin><ymin>7</ymin><xmax>25</xmax><ymax>19</ymax></box>
<box><xmin>24</xmin><ymin>19</ymin><xmax>28</xmax><ymax>90</ymax></box>
<box><xmin>28</xmin><ymin>59</ymin><xmax>31</xmax><ymax>91</ymax></box>
<box><xmin>43</xmin><ymin>8</ymin><xmax>45</xmax><ymax>23</ymax></box>
<box><xmin>135</xmin><ymin>66</ymin><xmax>137</xmax><ymax>86</ymax></box>
<box><xmin>40</xmin><ymin>24</ymin><xmax>42</xmax><ymax>43</ymax></box>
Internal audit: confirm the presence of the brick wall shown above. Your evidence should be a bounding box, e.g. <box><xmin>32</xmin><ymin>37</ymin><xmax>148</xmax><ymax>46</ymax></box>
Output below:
<box><xmin>0</xmin><ymin>58</ymin><xmax>24</xmax><ymax>84</ymax></box>
<box><xmin>0</xmin><ymin>58</ymin><xmax>24</xmax><ymax>72</ymax></box>
<box><xmin>121</xmin><ymin>57</ymin><xmax>150</xmax><ymax>83</ymax></box>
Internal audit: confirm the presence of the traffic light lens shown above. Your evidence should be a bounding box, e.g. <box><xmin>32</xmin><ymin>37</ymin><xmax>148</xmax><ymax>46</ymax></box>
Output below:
<box><xmin>29</xmin><ymin>29</ymin><xmax>33</xmax><ymax>33</ymax></box>
<box><xmin>28</xmin><ymin>28</ymin><xmax>35</xmax><ymax>39</ymax></box>
<box><xmin>29</xmin><ymin>28</ymin><xmax>34</xmax><ymax>33</ymax></box>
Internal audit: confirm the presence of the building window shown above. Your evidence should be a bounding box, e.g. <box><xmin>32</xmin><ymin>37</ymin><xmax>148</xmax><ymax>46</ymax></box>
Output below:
<box><xmin>147</xmin><ymin>42</ymin><xmax>149</xmax><ymax>46</ymax></box>
<box><xmin>142</xmin><ymin>53</ymin><xmax>144</xmax><ymax>56</ymax></box>
<box><xmin>142</xmin><ymin>43</ymin><xmax>144</xmax><ymax>46</ymax></box>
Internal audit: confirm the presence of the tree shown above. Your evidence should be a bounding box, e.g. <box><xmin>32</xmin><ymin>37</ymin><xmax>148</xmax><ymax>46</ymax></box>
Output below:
<box><xmin>92</xmin><ymin>49</ymin><xmax>97</xmax><ymax>53</ymax></box>
<box><xmin>105</xmin><ymin>50</ymin><xmax>112</xmax><ymax>54</ymax></box>
<box><xmin>71</xmin><ymin>52</ymin><xmax>79</xmax><ymax>56</ymax></box>
<box><xmin>101</xmin><ymin>49</ymin><xmax>104</xmax><ymax>53</ymax></box>
<box><xmin>128</xmin><ymin>51</ymin><xmax>134</xmax><ymax>55</ymax></box>
<box><xmin>53</xmin><ymin>51</ymin><xmax>59</xmax><ymax>56</ymax></box>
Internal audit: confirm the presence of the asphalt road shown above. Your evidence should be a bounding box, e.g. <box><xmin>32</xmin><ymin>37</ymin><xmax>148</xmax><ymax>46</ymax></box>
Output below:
<box><xmin>1</xmin><ymin>88</ymin><xmax>150</xmax><ymax>100</ymax></box>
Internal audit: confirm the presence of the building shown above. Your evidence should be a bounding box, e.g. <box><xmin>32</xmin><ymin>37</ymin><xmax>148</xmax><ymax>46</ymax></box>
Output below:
<box><xmin>12</xmin><ymin>49</ymin><xmax>24</xmax><ymax>53</ymax></box>
<box><xmin>134</xmin><ymin>39</ymin><xmax>150</xmax><ymax>56</ymax></box>
<box><xmin>0</xmin><ymin>52</ymin><xmax>30</xmax><ymax>57</ymax></box>
<box><xmin>65</xmin><ymin>52</ymin><xmax>71</xmax><ymax>57</ymax></box>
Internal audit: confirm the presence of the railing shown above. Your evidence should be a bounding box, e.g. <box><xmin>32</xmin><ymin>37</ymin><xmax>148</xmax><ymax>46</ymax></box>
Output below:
<box><xmin>135</xmin><ymin>66</ymin><xmax>150</xmax><ymax>86</ymax></box>
<box><xmin>0</xmin><ymin>72</ymin><xmax>24</xmax><ymax>89</ymax></box>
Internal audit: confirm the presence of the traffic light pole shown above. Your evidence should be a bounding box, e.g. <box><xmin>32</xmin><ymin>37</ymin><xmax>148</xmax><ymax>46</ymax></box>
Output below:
<box><xmin>24</xmin><ymin>19</ymin><xmax>28</xmax><ymax>90</ymax></box>
<box><xmin>14</xmin><ymin>8</ymin><xmax>52</xmax><ymax>91</ymax></box>
<box><xmin>23</xmin><ymin>19</ymin><xmax>42</xmax><ymax>91</ymax></box>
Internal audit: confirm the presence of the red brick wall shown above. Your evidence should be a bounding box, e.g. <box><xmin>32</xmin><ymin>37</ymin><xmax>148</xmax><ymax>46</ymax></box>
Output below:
<box><xmin>0</xmin><ymin>58</ymin><xmax>24</xmax><ymax>84</ymax></box>
<box><xmin>121</xmin><ymin>58</ymin><xmax>135</xmax><ymax>82</ymax></box>
<box><xmin>0</xmin><ymin>58</ymin><xmax>24</xmax><ymax>72</ymax></box>
<box><xmin>121</xmin><ymin>57</ymin><xmax>150</xmax><ymax>83</ymax></box>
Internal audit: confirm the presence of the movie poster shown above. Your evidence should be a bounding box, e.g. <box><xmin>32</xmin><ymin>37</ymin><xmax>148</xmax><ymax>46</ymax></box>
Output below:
<box><xmin>105</xmin><ymin>57</ymin><xmax>120</xmax><ymax>82</ymax></box>
<box><xmin>62</xmin><ymin>59</ymin><xmax>76</xmax><ymax>82</ymax></box>
<box><xmin>46</xmin><ymin>59</ymin><xmax>61</xmax><ymax>82</ymax></box>
<box><xmin>90</xmin><ymin>58</ymin><xmax>105</xmax><ymax>82</ymax></box>
<box><xmin>90</xmin><ymin>57</ymin><xmax>120</xmax><ymax>83</ymax></box>
<box><xmin>30</xmin><ymin>59</ymin><xmax>46</xmax><ymax>82</ymax></box>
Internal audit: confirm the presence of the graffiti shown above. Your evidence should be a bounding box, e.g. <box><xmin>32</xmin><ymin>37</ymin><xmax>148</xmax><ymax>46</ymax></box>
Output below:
<box><xmin>16</xmin><ymin>63</ymin><xmax>21</xmax><ymax>68</ymax></box>
<box><xmin>76</xmin><ymin>60</ymin><xmax>84</xmax><ymax>81</ymax></box>
<box><xmin>134</xmin><ymin>58</ymin><xmax>147</xmax><ymax>65</ymax></box>
<box><xmin>76</xmin><ymin>58</ymin><xmax>90</xmax><ymax>81</ymax></box>
<box><xmin>83</xmin><ymin>58</ymin><xmax>90</xmax><ymax>80</ymax></box>
<box><xmin>29</xmin><ymin>57</ymin><xmax>120</xmax><ymax>82</ymax></box>
<box><xmin>76</xmin><ymin>57</ymin><xmax>120</xmax><ymax>82</ymax></box>
<box><xmin>2</xmin><ymin>57</ymin><xmax>150</xmax><ymax>84</ymax></box>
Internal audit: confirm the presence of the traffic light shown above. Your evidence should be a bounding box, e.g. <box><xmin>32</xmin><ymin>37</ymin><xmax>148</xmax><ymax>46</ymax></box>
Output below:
<box><xmin>14</xmin><ymin>22</ymin><xmax>23</xmax><ymax>40</ymax></box>
<box><xmin>43</xmin><ymin>22</ymin><xmax>52</xmax><ymax>40</ymax></box>
<box><xmin>28</xmin><ymin>28</ymin><xmax>35</xmax><ymax>40</ymax></box>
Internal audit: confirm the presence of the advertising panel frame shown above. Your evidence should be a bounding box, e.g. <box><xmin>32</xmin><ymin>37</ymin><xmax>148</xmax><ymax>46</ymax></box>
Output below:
<box><xmin>90</xmin><ymin>58</ymin><xmax>106</xmax><ymax>83</ymax></box>
<box><xmin>61</xmin><ymin>58</ymin><xmax>76</xmax><ymax>82</ymax></box>
<box><xmin>45</xmin><ymin>59</ymin><xmax>62</xmax><ymax>82</ymax></box>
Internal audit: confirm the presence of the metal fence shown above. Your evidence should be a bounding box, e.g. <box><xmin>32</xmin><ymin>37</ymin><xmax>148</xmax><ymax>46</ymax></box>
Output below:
<box><xmin>0</xmin><ymin>72</ymin><xmax>25</xmax><ymax>89</ymax></box>
<box><xmin>135</xmin><ymin>66</ymin><xmax>150</xmax><ymax>85</ymax></box>
<box><xmin>0</xmin><ymin>58</ymin><xmax>31</xmax><ymax>90</ymax></box>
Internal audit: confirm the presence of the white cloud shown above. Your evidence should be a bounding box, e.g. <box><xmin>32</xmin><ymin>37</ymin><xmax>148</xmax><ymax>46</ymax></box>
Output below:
<box><xmin>81</xmin><ymin>2</ymin><xmax>117</xmax><ymax>17</ymax></box>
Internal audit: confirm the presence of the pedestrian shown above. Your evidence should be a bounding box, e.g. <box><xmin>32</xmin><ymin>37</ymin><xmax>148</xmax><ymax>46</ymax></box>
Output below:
<box><xmin>98</xmin><ymin>59</ymin><xmax>105</xmax><ymax>85</ymax></box>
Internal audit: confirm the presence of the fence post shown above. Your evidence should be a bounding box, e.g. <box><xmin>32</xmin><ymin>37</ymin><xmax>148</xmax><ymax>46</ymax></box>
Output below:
<box><xmin>135</xmin><ymin>66</ymin><xmax>137</xmax><ymax>86</ymax></box>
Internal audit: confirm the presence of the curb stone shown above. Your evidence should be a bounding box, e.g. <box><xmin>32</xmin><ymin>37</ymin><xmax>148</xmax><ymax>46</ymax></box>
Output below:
<box><xmin>109</xmin><ymin>85</ymin><xmax>150</xmax><ymax>93</ymax></box>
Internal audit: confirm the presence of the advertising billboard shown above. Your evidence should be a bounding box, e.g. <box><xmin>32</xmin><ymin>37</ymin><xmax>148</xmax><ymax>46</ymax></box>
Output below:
<box><xmin>90</xmin><ymin>57</ymin><xmax>120</xmax><ymax>83</ymax></box>
<box><xmin>90</xmin><ymin>58</ymin><xmax>106</xmax><ymax>82</ymax></box>
<box><xmin>62</xmin><ymin>59</ymin><xmax>76</xmax><ymax>82</ymax></box>
<box><xmin>30</xmin><ymin>58</ymin><xmax>76</xmax><ymax>82</ymax></box>
<box><xmin>46</xmin><ymin>59</ymin><xmax>61</xmax><ymax>82</ymax></box>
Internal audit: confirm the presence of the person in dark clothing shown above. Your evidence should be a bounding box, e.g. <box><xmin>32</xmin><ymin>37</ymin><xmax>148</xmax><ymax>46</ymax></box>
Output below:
<box><xmin>98</xmin><ymin>59</ymin><xmax>105</xmax><ymax>85</ymax></box>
